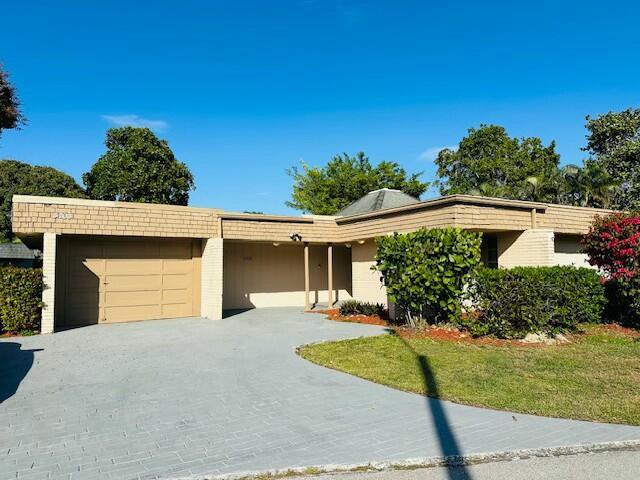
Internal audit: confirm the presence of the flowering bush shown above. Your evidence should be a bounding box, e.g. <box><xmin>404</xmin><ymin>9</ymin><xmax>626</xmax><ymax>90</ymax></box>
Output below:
<box><xmin>582</xmin><ymin>212</ymin><xmax>640</xmax><ymax>327</ymax></box>
<box><xmin>581</xmin><ymin>213</ymin><xmax>640</xmax><ymax>280</ymax></box>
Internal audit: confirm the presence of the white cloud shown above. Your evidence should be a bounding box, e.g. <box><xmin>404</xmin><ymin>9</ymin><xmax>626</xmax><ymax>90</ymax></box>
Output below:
<box><xmin>419</xmin><ymin>145</ymin><xmax>457</xmax><ymax>161</ymax></box>
<box><xmin>101</xmin><ymin>114</ymin><xmax>168</xmax><ymax>132</ymax></box>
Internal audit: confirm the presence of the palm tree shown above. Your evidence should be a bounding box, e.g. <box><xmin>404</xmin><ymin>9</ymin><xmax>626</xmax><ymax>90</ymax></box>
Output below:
<box><xmin>560</xmin><ymin>161</ymin><xmax>617</xmax><ymax>208</ymax></box>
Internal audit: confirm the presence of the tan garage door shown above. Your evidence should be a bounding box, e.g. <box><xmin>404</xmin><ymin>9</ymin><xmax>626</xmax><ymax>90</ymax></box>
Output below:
<box><xmin>58</xmin><ymin>237</ymin><xmax>201</xmax><ymax>326</ymax></box>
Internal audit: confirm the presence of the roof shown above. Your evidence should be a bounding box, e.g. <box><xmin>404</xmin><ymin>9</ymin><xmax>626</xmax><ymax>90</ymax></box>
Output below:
<box><xmin>337</xmin><ymin>189</ymin><xmax>420</xmax><ymax>216</ymax></box>
<box><xmin>0</xmin><ymin>242</ymin><xmax>39</xmax><ymax>260</ymax></box>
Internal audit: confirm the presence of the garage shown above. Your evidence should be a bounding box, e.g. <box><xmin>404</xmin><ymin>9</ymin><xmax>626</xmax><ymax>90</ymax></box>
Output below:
<box><xmin>56</xmin><ymin>236</ymin><xmax>201</xmax><ymax>327</ymax></box>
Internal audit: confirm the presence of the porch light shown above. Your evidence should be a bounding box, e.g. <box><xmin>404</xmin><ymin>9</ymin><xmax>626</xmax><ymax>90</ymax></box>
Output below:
<box><xmin>272</xmin><ymin>242</ymin><xmax>280</xmax><ymax>247</ymax></box>
<box><xmin>344</xmin><ymin>243</ymin><xmax>351</xmax><ymax>248</ymax></box>
<box><xmin>357</xmin><ymin>239</ymin><xmax>366</xmax><ymax>244</ymax></box>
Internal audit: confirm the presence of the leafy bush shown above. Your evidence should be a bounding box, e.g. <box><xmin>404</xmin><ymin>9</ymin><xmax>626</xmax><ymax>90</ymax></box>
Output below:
<box><xmin>466</xmin><ymin>266</ymin><xmax>606</xmax><ymax>338</ymax></box>
<box><xmin>581</xmin><ymin>212</ymin><xmax>640</xmax><ymax>327</ymax></box>
<box><xmin>603</xmin><ymin>278</ymin><xmax>640</xmax><ymax>328</ymax></box>
<box><xmin>375</xmin><ymin>228</ymin><xmax>482</xmax><ymax>327</ymax></box>
<box><xmin>339</xmin><ymin>300</ymin><xmax>386</xmax><ymax>317</ymax></box>
<box><xmin>0</xmin><ymin>267</ymin><xmax>43</xmax><ymax>333</ymax></box>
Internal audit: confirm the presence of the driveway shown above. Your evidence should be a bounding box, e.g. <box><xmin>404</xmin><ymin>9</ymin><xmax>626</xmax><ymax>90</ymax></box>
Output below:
<box><xmin>1</xmin><ymin>308</ymin><xmax>639</xmax><ymax>480</ymax></box>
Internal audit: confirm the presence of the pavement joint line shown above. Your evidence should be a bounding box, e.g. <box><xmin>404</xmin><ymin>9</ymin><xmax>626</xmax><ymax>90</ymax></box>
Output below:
<box><xmin>169</xmin><ymin>440</ymin><xmax>640</xmax><ymax>480</ymax></box>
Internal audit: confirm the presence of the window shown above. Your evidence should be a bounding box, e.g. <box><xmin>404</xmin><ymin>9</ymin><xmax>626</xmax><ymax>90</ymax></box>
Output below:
<box><xmin>481</xmin><ymin>234</ymin><xmax>498</xmax><ymax>269</ymax></box>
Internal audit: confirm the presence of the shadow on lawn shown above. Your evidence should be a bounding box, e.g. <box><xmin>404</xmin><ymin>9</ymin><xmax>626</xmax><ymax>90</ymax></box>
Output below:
<box><xmin>394</xmin><ymin>333</ymin><xmax>474</xmax><ymax>480</ymax></box>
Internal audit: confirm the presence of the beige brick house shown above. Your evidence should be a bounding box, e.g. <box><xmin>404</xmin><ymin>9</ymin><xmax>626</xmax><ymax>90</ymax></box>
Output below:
<box><xmin>11</xmin><ymin>190</ymin><xmax>607</xmax><ymax>333</ymax></box>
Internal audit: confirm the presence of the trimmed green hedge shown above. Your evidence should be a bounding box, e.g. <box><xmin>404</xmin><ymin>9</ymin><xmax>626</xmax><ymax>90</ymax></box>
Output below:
<box><xmin>375</xmin><ymin>228</ymin><xmax>482</xmax><ymax>326</ymax></box>
<box><xmin>0</xmin><ymin>267</ymin><xmax>43</xmax><ymax>333</ymax></box>
<box><xmin>465</xmin><ymin>266</ymin><xmax>606</xmax><ymax>338</ymax></box>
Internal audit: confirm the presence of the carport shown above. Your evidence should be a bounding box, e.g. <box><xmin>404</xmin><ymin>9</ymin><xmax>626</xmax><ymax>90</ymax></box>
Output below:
<box><xmin>223</xmin><ymin>240</ymin><xmax>352</xmax><ymax>310</ymax></box>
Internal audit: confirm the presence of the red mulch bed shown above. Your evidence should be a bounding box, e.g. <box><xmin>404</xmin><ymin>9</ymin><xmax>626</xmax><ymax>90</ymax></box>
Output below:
<box><xmin>311</xmin><ymin>310</ymin><xmax>639</xmax><ymax>346</ymax></box>
<box><xmin>598</xmin><ymin>323</ymin><xmax>640</xmax><ymax>339</ymax></box>
<box><xmin>309</xmin><ymin>309</ymin><xmax>389</xmax><ymax>326</ymax></box>
<box><xmin>393</xmin><ymin>325</ymin><xmax>541</xmax><ymax>347</ymax></box>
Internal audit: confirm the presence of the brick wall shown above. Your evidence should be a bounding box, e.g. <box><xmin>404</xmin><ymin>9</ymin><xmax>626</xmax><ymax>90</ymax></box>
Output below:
<box><xmin>498</xmin><ymin>229</ymin><xmax>555</xmax><ymax>268</ymax></box>
<box><xmin>351</xmin><ymin>240</ymin><xmax>387</xmax><ymax>305</ymax></box>
<box><xmin>201</xmin><ymin>238</ymin><xmax>223</xmax><ymax>320</ymax></box>
<box><xmin>41</xmin><ymin>232</ymin><xmax>57</xmax><ymax>333</ymax></box>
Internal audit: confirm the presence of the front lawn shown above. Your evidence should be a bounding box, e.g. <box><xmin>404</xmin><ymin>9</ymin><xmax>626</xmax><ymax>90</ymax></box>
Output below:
<box><xmin>298</xmin><ymin>325</ymin><xmax>640</xmax><ymax>425</ymax></box>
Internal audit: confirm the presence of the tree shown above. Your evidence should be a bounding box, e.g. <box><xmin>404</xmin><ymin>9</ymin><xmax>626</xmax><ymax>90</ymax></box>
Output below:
<box><xmin>584</xmin><ymin>108</ymin><xmax>640</xmax><ymax>209</ymax></box>
<box><xmin>558</xmin><ymin>160</ymin><xmax>617</xmax><ymax>208</ymax></box>
<box><xmin>0</xmin><ymin>65</ymin><xmax>25</xmax><ymax>138</ymax></box>
<box><xmin>435</xmin><ymin>125</ymin><xmax>562</xmax><ymax>202</ymax></box>
<box><xmin>287</xmin><ymin>152</ymin><xmax>428</xmax><ymax>214</ymax></box>
<box><xmin>83</xmin><ymin>127</ymin><xmax>194</xmax><ymax>205</ymax></box>
<box><xmin>0</xmin><ymin>159</ymin><xmax>86</xmax><ymax>241</ymax></box>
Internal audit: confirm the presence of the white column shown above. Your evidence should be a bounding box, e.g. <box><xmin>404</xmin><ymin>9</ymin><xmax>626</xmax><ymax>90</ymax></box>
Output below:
<box><xmin>41</xmin><ymin>232</ymin><xmax>57</xmax><ymax>334</ymax></box>
<box><xmin>304</xmin><ymin>243</ymin><xmax>310</xmax><ymax>310</ymax></box>
<box><xmin>327</xmin><ymin>244</ymin><xmax>333</xmax><ymax>308</ymax></box>
<box><xmin>201</xmin><ymin>238</ymin><xmax>223</xmax><ymax>320</ymax></box>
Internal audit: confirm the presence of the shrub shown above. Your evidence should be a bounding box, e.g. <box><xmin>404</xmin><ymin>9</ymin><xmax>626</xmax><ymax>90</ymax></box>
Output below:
<box><xmin>375</xmin><ymin>228</ymin><xmax>482</xmax><ymax>327</ymax></box>
<box><xmin>0</xmin><ymin>267</ymin><xmax>43</xmax><ymax>333</ymax></box>
<box><xmin>339</xmin><ymin>300</ymin><xmax>386</xmax><ymax>317</ymax></box>
<box><xmin>582</xmin><ymin>212</ymin><xmax>640</xmax><ymax>327</ymax></box>
<box><xmin>466</xmin><ymin>266</ymin><xmax>606</xmax><ymax>338</ymax></box>
<box><xmin>603</xmin><ymin>278</ymin><xmax>640</xmax><ymax>328</ymax></box>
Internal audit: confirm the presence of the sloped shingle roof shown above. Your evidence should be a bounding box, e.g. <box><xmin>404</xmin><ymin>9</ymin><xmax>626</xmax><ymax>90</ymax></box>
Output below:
<box><xmin>337</xmin><ymin>188</ymin><xmax>420</xmax><ymax>217</ymax></box>
<box><xmin>0</xmin><ymin>243</ymin><xmax>39</xmax><ymax>260</ymax></box>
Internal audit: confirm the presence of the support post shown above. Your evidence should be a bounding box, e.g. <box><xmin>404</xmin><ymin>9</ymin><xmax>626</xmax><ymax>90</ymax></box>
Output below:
<box><xmin>304</xmin><ymin>243</ymin><xmax>310</xmax><ymax>310</ymax></box>
<box><xmin>41</xmin><ymin>232</ymin><xmax>57</xmax><ymax>334</ymax></box>
<box><xmin>531</xmin><ymin>208</ymin><xmax>537</xmax><ymax>229</ymax></box>
<box><xmin>327</xmin><ymin>243</ymin><xmax>333</xmax><ymax>308</ymax></box>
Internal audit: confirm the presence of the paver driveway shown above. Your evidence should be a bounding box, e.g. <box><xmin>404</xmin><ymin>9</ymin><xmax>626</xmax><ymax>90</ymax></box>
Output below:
<box><xmin>1</xmin><ymin>308</ymin><xmax>639</xmax><ymax>480</ymax></box>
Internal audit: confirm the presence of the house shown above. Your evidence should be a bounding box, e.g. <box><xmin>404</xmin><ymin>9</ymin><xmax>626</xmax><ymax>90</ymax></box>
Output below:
<box><xmin>11</xmin><ymin>191</ymin><xmax>606</xmax><ymax>333</ymax></box>
<box><xmin>0</xmin><ymin>242</ymin><xmax>41</xmax><ymax>268</ymax></box>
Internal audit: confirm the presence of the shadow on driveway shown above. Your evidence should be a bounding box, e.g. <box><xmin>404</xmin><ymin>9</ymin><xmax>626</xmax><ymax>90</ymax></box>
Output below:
<box><xmin>0</xmin><ymin>342</ymin><xmax>42</xmax><ymax>403</ymax></box>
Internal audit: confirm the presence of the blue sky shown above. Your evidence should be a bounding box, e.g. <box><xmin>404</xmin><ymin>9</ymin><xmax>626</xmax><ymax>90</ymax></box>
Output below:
<box><xmin>1</xmin><ymin>1</ymin><xmax>639</xmax><ymax>214</ymax></box>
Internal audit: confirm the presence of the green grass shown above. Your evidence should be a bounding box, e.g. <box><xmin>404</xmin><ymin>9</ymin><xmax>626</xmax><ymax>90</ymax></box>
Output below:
<box><xmin>298</xmin><ymin>326</ymin><xmax>640</xmax><ymax>425</ymax></box>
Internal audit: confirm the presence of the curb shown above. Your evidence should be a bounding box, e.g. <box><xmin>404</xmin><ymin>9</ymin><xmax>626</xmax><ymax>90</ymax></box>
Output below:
<box><xmin>172</xmin><ymin>439</ymin><xmax>640</xmax><ymax>480</ymax></box>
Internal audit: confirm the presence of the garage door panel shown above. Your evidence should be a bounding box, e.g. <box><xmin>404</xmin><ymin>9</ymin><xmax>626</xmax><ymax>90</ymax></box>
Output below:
<box><xmin>105</xmin><ymin>305</ymin><xmax>162</xmax><ymax>322</ymax></box>
<box><xmin>69</xmin><ymin>259</ymin><xmax>104</xmax><ymax>276</ymax></box>
<box><xmin>162</xmin><ymin>273</ymin><xmax>190</xmax><ymax>289</ymax></box>
<box><xmin>105</xmin><ymin>241</ymin><xmax>160</xmax><ymax>259</ymax></box>
<box><xmin>162</xmin><ymin>288</ymin><xmax>188</xmax><ymax>303</ymax></box>
<box><xmin>160</xmin><ymin>242</ymin><xmax>191</xmax><ymax>259</ymax></box>
<box><xmin>106</xmin><ymin>259</ymin><xmax>162</xmax><ymax>275</ymax></box>
<box><xmin>161</xmin><ymin>303</ymin><xmax>192</xmax><ymax>318</ymax></box>
<box><xmin>162</xmin><ymin>259</ymin><xmax>192</xmax><ymax>274</ymax></box>
<box><xmin>104</xmin><ymin>274</ymin><xmax>162</xmax><ymax>292</ymax></box>
<box><xmin>65</xmin><ymin>306</ymin><xmax>101</xmax><ymax>325</ymax></box>
<box><xmin>105</xmin><ymin>290</ymin><xmax>162</xmax><ymax>307</ymax></box>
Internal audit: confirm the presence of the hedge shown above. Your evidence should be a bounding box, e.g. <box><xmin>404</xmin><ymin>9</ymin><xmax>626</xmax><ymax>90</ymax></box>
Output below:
<box><xmin>375</xmin><ymin>228</ymin><xmax>482</xmax><ymax>327</ymax></box>
<box><xmin>0</xmin><ymin>266</ymin><xmax>43</xmax><ymax>333</ymax></box>
<box><xmin>465</xmin><ymin>266</ymin><xmax>606</xmax><ymax>338</ymax></box>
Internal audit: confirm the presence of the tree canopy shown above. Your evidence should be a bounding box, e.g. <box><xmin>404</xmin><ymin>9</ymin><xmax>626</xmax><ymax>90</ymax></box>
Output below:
<box><xmin>435</xmin><ymin>125</ymin><xmax>562</xmax><ymax>202</ymax></box>
<box><xmin>584</xmin><ymin>108</ymin><xmax>640</xmax><ymax>209</ymax></box>
<box><xmin>0</xmin><ymin>65</ymin><xmax>25</xmax><ymax>138</ymax></box>
<box><xmin>83</xmin><ymin>127</ymin><xmax>195</xmax><ymax>205</ymax></box>
<box><xmin>0</xmin><ymin>159</ymin><xmax>86</xmax><ymax>241</ymax></box>
<box><xmin>287</xmin><ymin>152</ymin><xmax>428</xmax><ymax>214</ymax></box>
